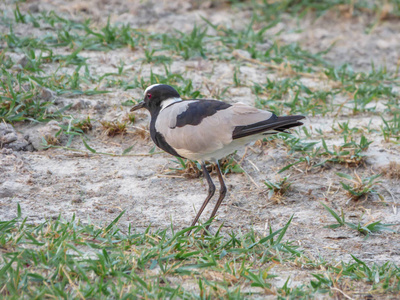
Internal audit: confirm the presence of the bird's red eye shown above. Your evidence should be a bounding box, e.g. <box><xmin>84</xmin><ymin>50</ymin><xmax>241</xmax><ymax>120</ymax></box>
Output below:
<box><xmin>147</xmin><ymin>93</ymin><xmax>152</xmax><ymax>99</ymax></box>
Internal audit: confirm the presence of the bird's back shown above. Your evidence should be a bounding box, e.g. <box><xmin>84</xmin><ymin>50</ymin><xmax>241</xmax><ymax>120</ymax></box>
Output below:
<box><xmin>153</xmin><ymin>100</ymin><xmax>277</xmax><ymax>161</ymax></box>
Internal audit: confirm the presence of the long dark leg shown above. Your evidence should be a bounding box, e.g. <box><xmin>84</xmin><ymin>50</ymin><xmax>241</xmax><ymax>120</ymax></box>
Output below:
<box><xmin>205</xmin><ymin>161</ymin><xmax>227</xmax><ymax>231</ymax></box>
<box><xmin>187</xmin><ymin>162</ymin><xmax>215</xmax><ymax>235</ymax></box>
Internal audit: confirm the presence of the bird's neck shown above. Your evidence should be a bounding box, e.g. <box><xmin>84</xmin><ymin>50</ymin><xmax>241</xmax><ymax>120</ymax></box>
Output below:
<box><xmin>149</xmin><ymin>108</ymin><xmax>183</xmax><ymax>158</ymax></box>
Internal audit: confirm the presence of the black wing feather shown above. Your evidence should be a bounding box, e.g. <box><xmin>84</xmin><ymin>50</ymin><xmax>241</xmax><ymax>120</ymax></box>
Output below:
<box><xmin>173</xmin><ymin>100</ymin><xmax>231</xmax><ymax>128</ymax></box>
<box><xmin>232</xmin><ymin>115</ymin><xmax>305</xmax><ymax>140</ymax></box>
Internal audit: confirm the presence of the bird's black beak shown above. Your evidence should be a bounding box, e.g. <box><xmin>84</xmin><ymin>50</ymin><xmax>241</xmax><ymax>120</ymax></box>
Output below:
<box><xmin>130</xmin><ymin>101</ymin><xmax>145</xmax><ymax>112</ymax></box>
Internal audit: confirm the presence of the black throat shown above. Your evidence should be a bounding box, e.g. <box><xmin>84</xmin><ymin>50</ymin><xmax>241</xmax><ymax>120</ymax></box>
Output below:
<box><xmin>149</xmin><ymin>108</ymin><xmax>183</xmax><ymax>158</ymax></box>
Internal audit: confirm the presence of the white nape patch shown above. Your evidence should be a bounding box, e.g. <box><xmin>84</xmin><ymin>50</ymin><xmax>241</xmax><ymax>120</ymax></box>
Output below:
<box><xmin>144</xmin><ymin>84</ymin><xmax>162</xmax><ymax>95</ymax></box>
<box><xmin>160</xmin><ymin>97</ymin><xmax>182</xmax><ymax>111</ymax></box>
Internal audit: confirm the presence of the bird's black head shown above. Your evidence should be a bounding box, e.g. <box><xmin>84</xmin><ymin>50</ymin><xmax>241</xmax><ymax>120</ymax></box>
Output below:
<box><xmin>131</xmin><ymin>84</ymin><xmax>181</xmax><ymax>114</ymax></box>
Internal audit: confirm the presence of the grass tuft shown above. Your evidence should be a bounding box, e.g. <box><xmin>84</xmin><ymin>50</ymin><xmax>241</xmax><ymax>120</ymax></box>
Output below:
<box><xmin>74</xmin><ymin>116</ymin><xmax>93</xmax><ymax>133</ymax></box>
<box><xmin>321</xmin><ymin>202</ymin><xmax>396</xmax><ymax>237</ymax></box>
<box><xmin>380</xmin><ymin>161</ymin><xmax>400</xmax><ymax>179</ymax></box>
<box><xmin>169</xmin><ymin>157</ymin><xmax>202</xmax><ymax>178</ymax></box>
<box><xmin>100</xmin><ymin>120</ymin><xmax>127</xmax><ymax>137</ymax></box>
<box><xmin>336</xmin><ymin>171</ymin><xmax>382</xmax><ymax>201</ymax></box>
<box><xmin>264</xmin><ymin>176</ymin><xmax>292</xmax><ymax>202</ymax></box>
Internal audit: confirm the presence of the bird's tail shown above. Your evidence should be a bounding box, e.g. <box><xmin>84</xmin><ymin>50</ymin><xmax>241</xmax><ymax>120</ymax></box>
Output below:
<box><xmin>232</xmin><ymin>115</ymin><xmax>305</xmax><ymax>139</ymax></box>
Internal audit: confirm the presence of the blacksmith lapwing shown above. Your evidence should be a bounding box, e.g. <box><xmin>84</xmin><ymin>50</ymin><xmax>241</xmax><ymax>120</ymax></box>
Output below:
<box><xmin>131</xmin><ymin>84</ymin><xmax>305</xmax><ymax>233</ymax></box>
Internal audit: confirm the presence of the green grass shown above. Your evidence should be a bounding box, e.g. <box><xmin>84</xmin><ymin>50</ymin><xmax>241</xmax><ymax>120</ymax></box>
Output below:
<box><xmin>321</xmin><ymin>202</ymin><xmax>395</xmax><ymax>237</ymax></box>
<box><xmin>381</xmin><ymin>113</ymin><xmax>400</xmax><ymax>142</ymax></box>
<box><xmin>0</xmin><ymin>208</ymin><xmax>298</xmax><ymax>298</ymax></box>
<box><xmin>336</xmin><ymin>171</ymin><xmax>382</xmax><ymax>201</ymax></box>
<box><xmin>1</xmin><ymin>207</ymin><xmax>399</xmax><ymax>299</ymax></box>
<box><xmin>2</xmin><ymin>4</ymin><xmax>399</xmax><ymax>123</ymax></box>
<box><xmin>264</xmin><ymin>176</ymin><xmax>292</xmax><ymax>200</ymax></box>
<box><xmin>271</xmin><ymin>133</ymin><xmax>373</xmax><ymax>173</ymax></box>
<box><xmin>160</xmin><ymin>25</ymin><xmax>209</xmax><ymax>60</ymax></box>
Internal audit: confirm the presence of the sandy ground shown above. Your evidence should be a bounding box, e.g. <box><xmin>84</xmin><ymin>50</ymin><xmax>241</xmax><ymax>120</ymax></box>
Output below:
<box><xmin>1</xmin><ymin>0</ymin><xmax>400</xmax><ymax>277</ymax></box>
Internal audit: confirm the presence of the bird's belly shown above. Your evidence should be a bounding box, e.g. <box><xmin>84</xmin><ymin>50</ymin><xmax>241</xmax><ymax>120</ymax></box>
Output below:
<box><xmin>176</xmin><ymin>134</ymin><xmax>264</xmax><ymax>162</ymax></box>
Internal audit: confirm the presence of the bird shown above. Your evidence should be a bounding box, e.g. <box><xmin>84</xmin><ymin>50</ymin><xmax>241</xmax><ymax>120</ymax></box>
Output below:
<box><xmin>131</xmin><ymin>84</ymin><xmax>305</xmax><ymax>234</ymax></box>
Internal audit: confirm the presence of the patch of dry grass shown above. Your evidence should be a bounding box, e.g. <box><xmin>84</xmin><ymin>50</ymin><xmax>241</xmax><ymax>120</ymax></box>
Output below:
<box><xmin>131</xmin><ymin>124</ymin><xmax>150</xmax><ymax>141</ymax></box>
<box><xmin>381</xmin><ymin>161</ymin><xmax>400</xmax><ymax>179</ymax></box>
<box><xmin>74</xmin><ymin>116</ymin><xmax>93</xmax><ymax>133</ymax></box>
<box><xmin>44</xmin><ymin>135</ymin><xmax>60</xmax><ymax>146</ymax></box>
<box><xmin>100</xmin><ymin>120</ymin><xmax>127</xmax><ymax>137</ymax></box>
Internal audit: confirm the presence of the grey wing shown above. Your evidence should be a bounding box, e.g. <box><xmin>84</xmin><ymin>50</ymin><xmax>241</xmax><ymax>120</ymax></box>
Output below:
<box><xmin>156</xmin><ymin>103</ymin><xmax>230</xmax><ymax>159</ymax></box>
<box><xmin>229</xmin><ymin>102</ymin><xmax>273</xmax><ymax>126</ymax></box>
<box><xmin>156</xmin><ymin>102</ymin><xmax>273</xmax><ymax>160</ymax></box>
